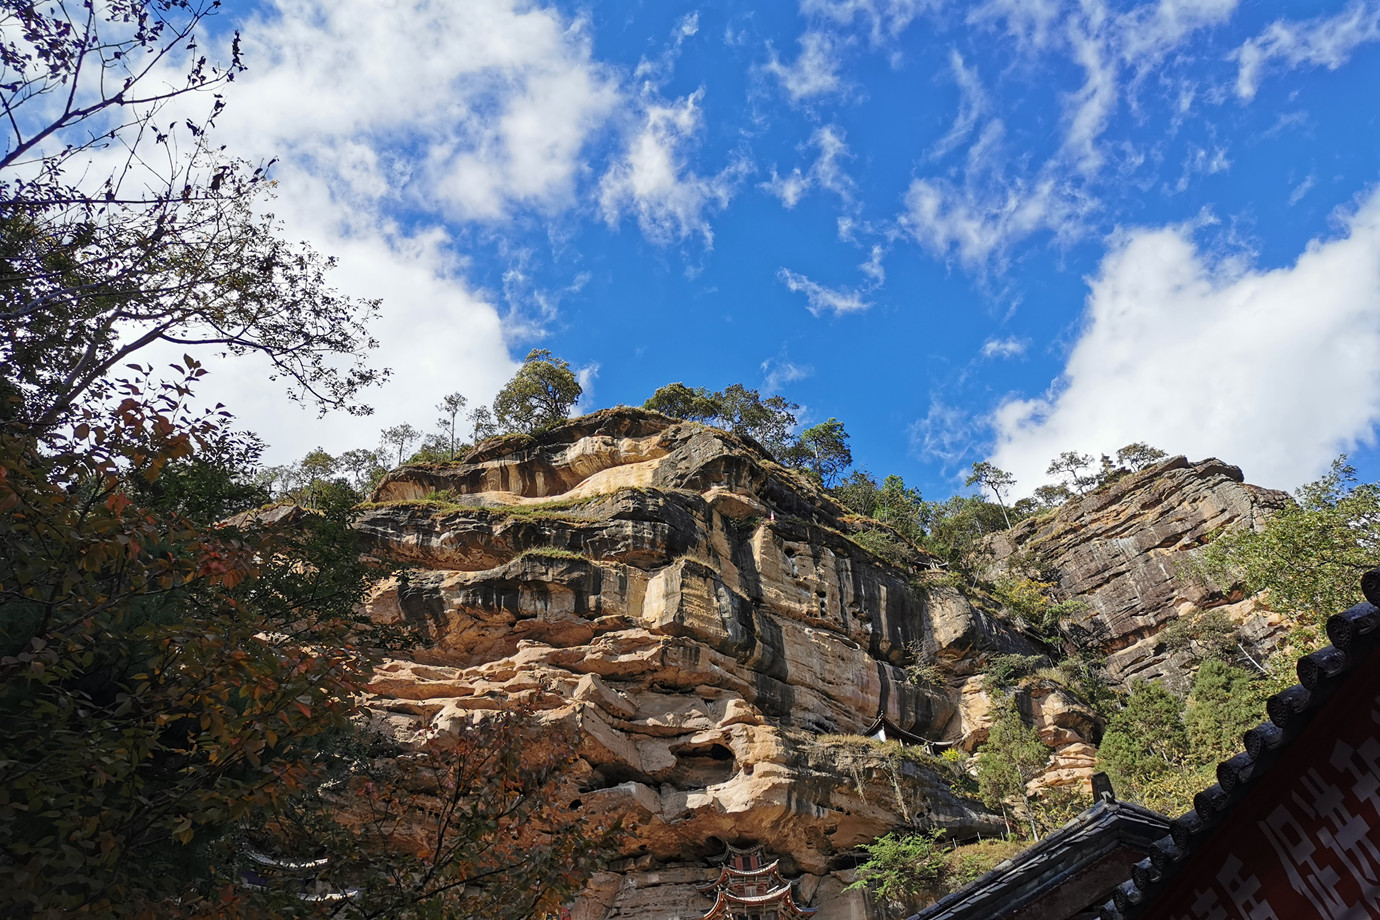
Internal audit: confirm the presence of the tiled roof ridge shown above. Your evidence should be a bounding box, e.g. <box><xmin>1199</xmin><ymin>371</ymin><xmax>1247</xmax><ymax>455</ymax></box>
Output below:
<box><xmin>910</xmin><ymin>799</ymin><xmax>1169</xmax><ymax>920</ymax></box>
<box><xmin>1098</xmin><ymin>567</ymin><xmax>1380</xmax><ymax>920</ymax></box>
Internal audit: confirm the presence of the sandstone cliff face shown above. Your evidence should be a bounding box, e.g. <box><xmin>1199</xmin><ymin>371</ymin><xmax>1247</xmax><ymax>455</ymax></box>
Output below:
<box><xmin>358</xmin><ymin>409</ymin><xmax>1044</xmax><ymax>919</ymax></box>
<box><xmin>984</xmin><ymin>456</ymin><xmax>1291</xmax><ymax>689</ymax></box>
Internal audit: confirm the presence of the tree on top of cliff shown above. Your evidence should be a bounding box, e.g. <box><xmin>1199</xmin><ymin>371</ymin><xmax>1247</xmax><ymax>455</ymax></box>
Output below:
<box><xmin>0</xmin><ymin>0</ymin><xmax>386</xmax><ymax>434</ymax></box>
<box><xmin>965</xmin><ymin>462</ymin><xmax>1016</xmax><ymax>529</ymax></box>
<box><xmin>493</xmin><ymin>349</ymin><xmax>583</xmax><ymax>434</ymax></box>
<box><xmin>784</xmin><ymin>417</ymin><xmax>853</xmax><ymax>487</ymax></box>
<box><xmin>643</xmin><ymin>382</ymin><xmax>721</xmax><ymax>422</ymax></box>
<box><xmin>643</xmin><ymin>381</ymin><xmax>800</xmax><ymax>455</ymax></box>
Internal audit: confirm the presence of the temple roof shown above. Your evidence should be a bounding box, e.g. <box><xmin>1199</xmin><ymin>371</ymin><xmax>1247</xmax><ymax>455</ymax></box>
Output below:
<box><xmin>695</xmin><ymin>860</ymin><xmax>786</xmax><ymax>895</ymax></box>
<box><xmin>709</xmin><ymin>841</ymin><xmax>768</xmax><ymax>863</ymax></box>
<box><xmin>1099</xmin><ymin>569</ymin><xmax>1380</xmax><ymax>920</ymax></box>
<box><xmin>909</xmin><ymin>800</ymin><xmax>1170</xmax><ymax>920</ymax></box>
<box><xmin>700</xmin><ymin>885</ymin><xmax>820</xmax><ymax>919</ymax></box>
<box><xmin>860</xmin><ymin>713</ymin><xmax>931</xmax><ymax>747</ymax></box>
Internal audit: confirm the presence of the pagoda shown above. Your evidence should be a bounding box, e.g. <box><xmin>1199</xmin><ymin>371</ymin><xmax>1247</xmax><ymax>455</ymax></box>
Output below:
<box><xmin>695</xmin><ymin>842</ymin><xmax>819</xmax><ymax>920</ymax></box>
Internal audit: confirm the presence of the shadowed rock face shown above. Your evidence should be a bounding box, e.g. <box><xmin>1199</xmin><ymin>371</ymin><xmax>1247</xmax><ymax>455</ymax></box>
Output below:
<box><xmin>359</xmin><ymin>409</ymin><xmax>1033</xmax><ymax>919</ymax></box>
<box><xmin>983</xmin><ymin>456</ymin><xmax>1292</xmax><ymax>690</ymax></box>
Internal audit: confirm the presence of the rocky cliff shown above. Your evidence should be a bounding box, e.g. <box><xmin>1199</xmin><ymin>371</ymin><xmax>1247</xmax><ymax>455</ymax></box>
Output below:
<box><xmin>354</xmin><ymin>411</ymin><xmax>1289</xmax><ymax>919</ymax></box>
<box><xmin>984</xmin><ymin>456</ymin><xmax>1291</xmax><ymax>690</ymax></box>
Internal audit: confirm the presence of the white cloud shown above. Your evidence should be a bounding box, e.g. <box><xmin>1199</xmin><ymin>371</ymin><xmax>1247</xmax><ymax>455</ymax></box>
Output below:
<box><xmin>234</xmin><ymin>0</ymin><xmax>621</xmax><ymax>222</ymax></box>
<box><xmin>988</xmin><ymin>186</ymin><xmax>1380</xmax><ymax>492</ymax></box>
<box><xmin>176</xmin><ymin>0</ymin><xmax>634</xmax><ymax>460</ymax></box>
<box><xmin>981</xmin><ymin>337</ymin><xmax>1028</xmax><ymax>359</ymax></box>
<box><xmin>676</xmin><ymin>12</ymin><xmax>700</xmax><ymax>42</ymax></box>
<box><xmin>761</xmin><ymin>357</ymin><xmax>814</xmax><ymax>391</ymax></box>
<box><xmin>777</xmin><ymin>268</ymin><xmax>872</xmax><ymax>315</ymax></box>
<box><xmin>1234</xmin><ymin>1</ymin><xmax>1380</xmax><ymax>101</ymax></box>
<box><xmin>801</xmin><ymin>0</ymin><xmax>931</xmax><ymax>44</ymax></box>
<box><xmin>930</xmin><ymin>50</ymin><xmax>987</xmax><ymax>160</ymax></box>
<box><xmin>900</xmin><ymin>173</ymin><xmax>1087</xmax><ymax>270</ymax></box>
<box><xmin>860</xmin><ymin>245</ymin><xmax>887</xmax><ymax>283</ymax></box>
<box><xmin>967</xmin><ymin>0</ymin><xmax>1064</xmax><ymax>50</ymax></box>
<box><xmin>1173</xmin><ymin>144</ymin><xmax>1231</xmax><ymax>192</ymax></box>
<box><xmin>599</xmin><ymin>89</ymin><xmax>749</xmax><ymax>246</ymax></box>
<box><xmin>766</xmin><ymin>31</ymin><xmax>845</xmax><ymax>101</ymax></box>
<box><xmin>1290</xmin><ymin>174</ymin><xmax>1317</xmax><ymax>206</ymax></box>
<box><xmin>1062</xmin><ymin>22</ymin><xmax>1119</xmax><ymax>173</ymax></box>
<box><xmin>762</xmin><ymin>167</ymin><xmax>811</xmax><ymax>208</ymax></box>
<box><xmin>760</xmin><ymin>125</ymin><xmax>855</xmax><ymax>207</ymax></box>
<box><xmin>177</xmin><ymin>166</ymin><xmax>517</xmax><ymax>463</ymax></box>
<box><xmin>1119</xmin><ymin>0</ymin><xmax>1239</xmax><ymax>64</ymax></box>
<box><xmin>910</xmin><ymin>399</ymin><xmax>976</xmax><ymax>465</ymax></box>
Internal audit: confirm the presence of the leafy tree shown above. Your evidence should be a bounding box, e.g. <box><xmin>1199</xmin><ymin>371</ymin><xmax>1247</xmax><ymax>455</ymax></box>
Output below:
<box><xmin>966</xmin><ymin>462</ymin><xmax>1016</xmax><ymax>529</ymax></box>
<box><xmin>262</xmin><ymin>711</ymin><xmax>621</xmax><ymax>920</ymax></box>
<box><xmin>492</xmin><ymin>348</ymin><xmax>582</xmax><ymax>434</ymax></box>
<box><xmin>835</xmin><ymin>473</ymin><xmax>930</xmax><ymax>545</ymax></box>
<box><xmin>845</xmin><ymin>829</ymin><xmax>949</xmax><ymax>916</ymax></box>
<box><xmin>975</xmin><ymin>698</ymin><xmax>1052</xmax><ymax>840</ymax></box>
<box><xmin>1158</xmin><ymin>607</ymin><xmax>1243</xmax><ymax>666</ymax></box>
<box><xmin>643</xmin><ymin>382</ymin><xmax>720</xmax><ymax>422</ymax></box>
<box><xmin>787</xmin><ymin>417</ymin><xmax>853</xmax><ymax>486</ymax></box>
<box><xmin>435</xmin><ymin>392</ymin><xmax>468</xmax><ymax>459</ymax></box>
<box><xmin>0</xmin><ymin>3</ymin><xmax>385</xmax><ymax>433</ymax></box>
<box><xmin>380</xmin><ymin>422</ymin><xmax>422</xmax><ymax>467</ymax></box>
<box><xmin>469</xmin><ymin>404</ymin><xmax>498</xmax><ymax>443</ymax></box>
<box><xmin>1184</xmin><ymin>661</ymin><xmax>1265</xmax><ymax>765</ymax></box>
<box><xmin>1095</xmin><ymin>681</ymin><xmax>1189</xmax><ymax>804</ymax></box>
<box><xmin>1200</xmin><ymin>456</ymin><xmax>1379</xmax><ymax>629</ymax></box>
<box><xmin>1116</xmin><ymin>442</ymin><xmax>1168</xmax><ymax>471</ymax></box>
<box><xmin>1033</xmin><ymin>484</ymin><xmax>1074</xmax><ymax>508</ymax></box>
<box><xmin>339</xmin><ymin>447</ymin><xmax>389</xmax><ymax>493</ymax></box>
<box><xmin>834</xmin><ymin>470</ymin><xmax>882</xmax><ymax>516</ymax></box>
<box><xmin>0</xmin><ymin>366</ymin><xmax>383</xmax><ymax>916</ymax></box>
<box><xmin>923</xmin><ymin>496</ymin><xmax>1011</xmax><ymax>580</ymax></box>
<box><xmin>1045</xmin><ymin>451</ymin><xmax>1098</xmax><ymax>495</ymax></box>
<box><xmin>642</xmin><ymin>381</ymin><xmax>802</xmax><ymax>457</ymax></box>
<box><xmin>716</xmin><ymin>383</ymin><xmax>799</xmax><ymax>454</ymax></box>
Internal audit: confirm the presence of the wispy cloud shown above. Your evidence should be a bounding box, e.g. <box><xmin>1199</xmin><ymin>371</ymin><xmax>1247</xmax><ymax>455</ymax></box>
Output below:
<box><xmin>765</xmin><ymin>31</ymin><xmax>846</xmax><ymax>101</ymax></box>
<box><xmin>981</xmin><ymin>336</ymin><xmax>1028</xmax><ymax>359</ymax></box>
<box><xmin>777</xmin><ymin>267</ymin><xmax>872</xmax><ymax>315</ymax></box>
<box><xmin>1234</xmin><ymin>1</ymin><xmax>1380</xmax><ymax>101</ymax></box>
<box><xmin>761</xmin><ymin>355</ymin><xmax>815</xmax><ymax>391</ymax></box>
<box><xmin>801</xmin><ymin>0</ymin><xmax>931</xmax><ymax>45</ymax></box>
<box><xmin>599</xmin><ymin>89</ymin><xmax>751</xmax><ymax>246</ymax></box>
<box><xmin>760</xmin><ymin>125</ymin><xmax>855</xmax><ymax>207</ymax></box>
<box><xmin>930</xmin><ymin>50</ymin><xmax>987</xmax><ymax>160</ymax></box>
<box><xmin>900</xmin><ymin>173</ymin><xmax>1088</xmax><ymax>271</ymax></box>
<box><xmin>910</xmin><ymin>399</ymin><xmax>976</xmax><ymax>466</ymax></box>
<box><xmin>1290</xmin><ymin>174</ymin><xmax>1317</xmax><ymax>205</ymax></box>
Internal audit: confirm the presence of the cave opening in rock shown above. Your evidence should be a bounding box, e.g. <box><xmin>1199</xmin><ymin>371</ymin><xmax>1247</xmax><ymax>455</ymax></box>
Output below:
<box><xmin>668</xmin><ymin>742</ymin><xmax>736</xmax><ymax>787</ymax></box>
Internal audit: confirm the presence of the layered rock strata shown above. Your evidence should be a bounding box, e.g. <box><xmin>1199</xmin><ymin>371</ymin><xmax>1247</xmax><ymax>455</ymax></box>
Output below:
<box><xmin>358</xmin><ymin>409</ymin><xmax>1046</xmax><ymax>919</ymax></box>
<box><xmin>983</xmin><ymin>456</ymin><xmax>1291</xmax><ymax>689</ymax></box>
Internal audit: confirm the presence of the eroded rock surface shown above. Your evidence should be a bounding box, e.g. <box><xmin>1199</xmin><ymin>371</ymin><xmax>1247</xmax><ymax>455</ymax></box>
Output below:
<box><xmin>359</xmin><ymin>410</ymin><xmax>1034</xmax><ymax>919</ymax></box>
<box><xmin>984</xmin><ymin>456</ymin><xmax>1291</xmax><ymax>689</ymax></box>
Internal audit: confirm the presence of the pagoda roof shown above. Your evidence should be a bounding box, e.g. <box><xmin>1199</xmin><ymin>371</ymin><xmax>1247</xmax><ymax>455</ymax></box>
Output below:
<box><xmin>695</xmin><ymin>859</ymin><xmax>786</xmax><ymax>895</ymax></box>
<box><xmin>708</xmin><ymin>840</ymin><xmax>767</xmax><ymax>863</ymax></box>
<box><xmin>699</xmin><ymin>885</ymin><xmax>820</xmax><ymax>919</ymax></box>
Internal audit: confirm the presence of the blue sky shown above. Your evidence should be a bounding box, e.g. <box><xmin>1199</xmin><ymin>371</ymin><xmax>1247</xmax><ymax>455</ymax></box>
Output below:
<box><xmin>196</xmin><ymin>0</ymin><xmax>1380</xmax><ymax>499</ymax></box>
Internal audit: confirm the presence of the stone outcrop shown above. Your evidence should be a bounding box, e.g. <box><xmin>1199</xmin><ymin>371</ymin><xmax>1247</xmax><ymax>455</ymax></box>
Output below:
<box><xmin>983</xmin><ymin>456</ymin><xmax>1291</xmax><ymax>689</ymax></box>
<box><xmin>358</xmin><ymin>409</ymin><xmax>1049</xmax><ymax>919</ymax></box>
<box><xmin>354</xmin><ymin>413</ymin><xmax>1289</xmax><ymax>918</ymax></box>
